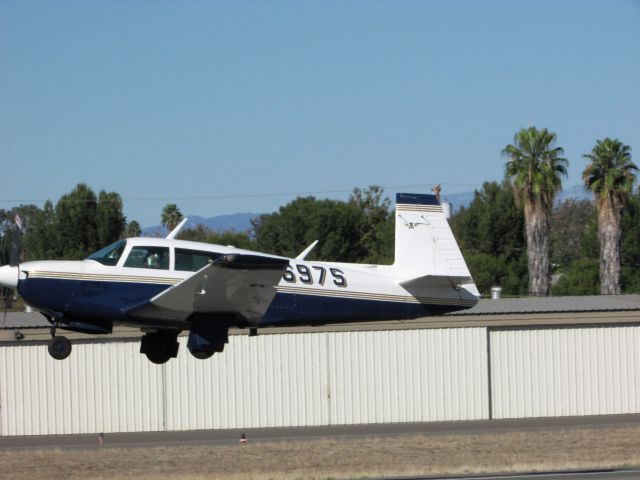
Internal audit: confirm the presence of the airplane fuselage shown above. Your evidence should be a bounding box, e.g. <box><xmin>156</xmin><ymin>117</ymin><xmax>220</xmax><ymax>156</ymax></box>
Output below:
<box><xmin>17</xmin><ymin>238</ymin><xmax>475</xmax><ymax>330</ymax></box>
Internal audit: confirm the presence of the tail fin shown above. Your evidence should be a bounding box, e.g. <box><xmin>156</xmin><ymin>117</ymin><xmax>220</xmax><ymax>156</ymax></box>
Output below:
<box><xmin>393</xmin><ymin>193</ymin><xmax>473</xmax><ymax>284</ymax></box>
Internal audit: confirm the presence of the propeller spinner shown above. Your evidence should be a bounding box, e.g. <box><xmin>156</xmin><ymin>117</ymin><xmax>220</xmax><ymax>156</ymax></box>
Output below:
<box><xmin>0</xmin><ymin>265</ymin><xmax>19</xmax><ymax>289</ymax></box>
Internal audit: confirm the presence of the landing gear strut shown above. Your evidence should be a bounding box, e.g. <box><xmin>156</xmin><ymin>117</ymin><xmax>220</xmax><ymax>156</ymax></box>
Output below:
<box><xmin>48</xmin><ymin>323</ymin><xmax>72</xmax><ymax>360</ymax></box>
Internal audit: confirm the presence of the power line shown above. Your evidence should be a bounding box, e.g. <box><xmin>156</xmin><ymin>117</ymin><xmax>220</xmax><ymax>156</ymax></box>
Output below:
<box><xmin>0</xmin><ymin>182</ymin><xmax>477</xmax><ymax>205</ymax></box>
<box><xmin>0</xmin><ymin>181</ymin><xmax>634</xmax><ymax>206</ymax></box>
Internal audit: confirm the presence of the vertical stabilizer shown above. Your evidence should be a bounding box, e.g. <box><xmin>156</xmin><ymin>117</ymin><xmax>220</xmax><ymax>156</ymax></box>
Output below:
<box><xmin>393</xmin><ymin>193</ymin><xmax>473</xmax><ymax>282</ymax></box>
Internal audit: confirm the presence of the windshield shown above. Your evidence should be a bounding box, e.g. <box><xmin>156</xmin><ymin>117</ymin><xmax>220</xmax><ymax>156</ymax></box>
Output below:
<box><xmin>86</xmin><ymin>240</ymin><xmax>126</xmax><ymax>266</ymax></box>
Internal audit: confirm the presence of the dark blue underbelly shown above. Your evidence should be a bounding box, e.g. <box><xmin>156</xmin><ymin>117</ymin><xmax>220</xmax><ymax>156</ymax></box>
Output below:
<box><xmin>260</xmin><ymin>292</ymin><xmax>453</xmax><ymax>326</ymax></box>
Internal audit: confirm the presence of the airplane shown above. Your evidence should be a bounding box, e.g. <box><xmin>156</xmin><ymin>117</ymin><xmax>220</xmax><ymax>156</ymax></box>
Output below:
<box><xmin>0</xmin><ymin>193</ymin><xmax>479</xmax><ymax>364</ymax></box>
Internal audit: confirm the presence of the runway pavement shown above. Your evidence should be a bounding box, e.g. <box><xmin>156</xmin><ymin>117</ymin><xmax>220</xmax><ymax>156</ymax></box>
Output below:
<box><xmin>1</xmin><ymin>413</ymin><xmax>639</xmax><ymax>450</ymax></box>
<box><xmin>400</xmin><ymin>469</ymin><xmax>640</xmax><ymax>479</ymax></box>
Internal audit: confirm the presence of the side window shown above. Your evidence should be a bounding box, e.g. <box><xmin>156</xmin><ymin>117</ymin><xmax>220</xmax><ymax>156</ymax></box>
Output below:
<box><xmin>175</xmin><ymin>249</ymin><xmax>221</xmax><ymax>272</ymax></box>
<box><xmin>124</xmin><ymin>246</ymin><xmax>170</xmax><ymax>270</ymax></box>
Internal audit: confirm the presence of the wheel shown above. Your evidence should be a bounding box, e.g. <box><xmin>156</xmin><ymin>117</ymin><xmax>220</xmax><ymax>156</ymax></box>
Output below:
<box><xmin>213</xmin><ymin>338</ymin><xmax>226</xmax><ymax>353</ymax></box>
<box><xmin>48</xmin><ymin>336</ymin><xmax>72</xmax><ymax>360</ymax></box>
<box><xmin>140</xmin><ymin>331</ymin><xmax>180</xmax><ymax>364</ymax></box>
<box><xmin>188</xmin><ymin>348</ymin><xmax>214</xmax><ymax>360</ymax></box>
<box><xmin>145</xmin><ymin>348</ymin><xmax>172</xmax><ymax>365</ymax></box>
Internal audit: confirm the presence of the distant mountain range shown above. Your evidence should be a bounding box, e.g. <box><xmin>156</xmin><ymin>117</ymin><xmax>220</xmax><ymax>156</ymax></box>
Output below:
<box><xmin>141</xmin><ymin>185</ymin><xmax>593</xmax><ymax>235</ymax></box>
<box><xmin>442</xmin><ymin>184</ymin><xmax>592</xmax><ymax>212</ymax></box>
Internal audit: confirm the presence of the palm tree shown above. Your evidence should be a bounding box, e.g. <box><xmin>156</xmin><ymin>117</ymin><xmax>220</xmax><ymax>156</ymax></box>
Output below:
<box><xmin>161</xmin><ymin>204</ymin><xmax>183</xmax><ymax>232</ymax></box>
<box><xmin>503</xmin><ymin>126</ymin><xmax>568</xmax><ymax>296</ymax></box>
<box><xmin>124</xmin><ymin>220</ymin><xmax>142</xmax><ymax>238</ymax></box>
<box><xmin>583</xmin><ymin>138</ymin><xmax>637</xmax><ymax>295</ymax></box>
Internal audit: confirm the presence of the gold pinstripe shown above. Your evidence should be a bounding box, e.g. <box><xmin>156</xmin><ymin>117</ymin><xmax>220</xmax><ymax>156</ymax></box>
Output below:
<box><xmin>396</xmin><ymin>204</ymin><xmax>442</xmax><ymax>213</ymax></box>
<box><xmin>27</xmin><ymin>271</ymin><xmax>180</xmax><ymax>286</ymax></box>
<box><xmin>276</xmin><ymin>285</ymin><xmax>476</xmax><ymax>307</ymax></box>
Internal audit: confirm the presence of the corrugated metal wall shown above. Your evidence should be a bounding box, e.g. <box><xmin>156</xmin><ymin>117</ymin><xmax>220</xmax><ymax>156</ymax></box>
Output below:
<box><xmin>0</xmin><ymin>342</ymin><xmax>165</xmax><ymax>436</ymax></box>
<box><xmin>490</xmin><ymin>325</ymin><xmax>640</xmax><ymax>418</ymax></box>
<box><xmin>327</xmin><ymin>329</ymin><xmax>488</xmax><ymax>424</ymax></box>
<box><xmin>3</xmin><ymin>324</ymin><xmax>639</xmax><ymax>436</ymax></box>
<box><xmin>0</xmin><ymin>327</ymin><xmax>488</xmax><ymax>436</ymax></box>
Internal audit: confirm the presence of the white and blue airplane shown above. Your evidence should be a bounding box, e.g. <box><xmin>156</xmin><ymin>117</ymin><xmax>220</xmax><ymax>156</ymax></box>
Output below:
<box><xmin>0</xmin><ymin>193</ymin><xmax>479</xmax><ymax>364</ymax></box>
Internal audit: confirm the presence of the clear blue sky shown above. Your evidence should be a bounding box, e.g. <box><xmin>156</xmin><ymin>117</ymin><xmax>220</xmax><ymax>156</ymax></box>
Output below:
<box><xmin>1</xmin><ymin>0</ymin><xmax>638</xmax><ymax>227</ymax></box>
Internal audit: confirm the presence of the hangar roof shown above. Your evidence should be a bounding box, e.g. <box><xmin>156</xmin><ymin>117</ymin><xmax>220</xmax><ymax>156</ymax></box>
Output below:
<box><xmin>449</xmin><ymin>294</ymin><xmax>640</xmax><ymax>316</ymax></box>
<box><xmin>0</xmin><ymin>311</ymin><xmax>49</xmax><ymax>329</ymax></box>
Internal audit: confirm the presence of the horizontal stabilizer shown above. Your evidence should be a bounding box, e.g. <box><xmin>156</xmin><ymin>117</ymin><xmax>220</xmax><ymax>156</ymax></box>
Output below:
<box><xmin>399</xmin><ymin>274</ymin><xmax>473</xmax><ymax>288</ymax></box>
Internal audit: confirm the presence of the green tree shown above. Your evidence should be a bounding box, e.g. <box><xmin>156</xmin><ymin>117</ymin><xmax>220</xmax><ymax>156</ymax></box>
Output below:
<box><xmin>550</xmin><ymin>199</ymin><xmax>596</xmax><ymax>269</ymax></box>
<box><xmin>23</xmin><ymin>201</ymin><xmax>56</xmax><ymax>260</ymax></box>
<box><xmin>451</xmin><ymin>181</ymin><xmax>528</xmax><ymax>296</ymax></box>
<box><xmin>124</xmin><ymin>220</ymin><xmax>142</xmax><ymax>238</ymax></box>
<box><xmin>253</xmin><ymin>196</ymin><xmax>366</xmax><ymax>262</ymax></box>
<box><xmin>178</xmin><ymin>224</ymin><xmax>254</xmax><ymax>250</ymax></box>
<box><xmin>552</xmin><ymin>258</ymin><xmax>599</xmax><ymax>295</ymax></box>
<box><xmin>621</xmin><ymin>191</ymin><xmax>640</xmax><ymax>292</ymax></box>
<box><xmin>96</xmin><ymin>191</ymin><xmax>126</xmax><ymax>246</ymax></box>
<box><xmin>161</xmin><ymin>203</ymin><xmax>183</xmax><ymax>232</ymax></box>
<box><xmin>583</xmin><ymin>138</ymin><xmax>638</xmax><ymax>294</ymax></box>
<box><xmin>348</xmin><ymin>186</ymin><xmax>393</xmax><ymax>264</ymax></box>
<box><xmin>0</xmin><ymin>204</ymin><xmax>40</xmax><ymax>263</ymax></box>
<box><xmin>503</xmin><ymin>126</ymin><xmax>568</xmax><ymax>296</ymax></box>
<box><xmin>55</xmin><ymin>183</ymin><xmax>98</xmax><ymax>259</ymax></box>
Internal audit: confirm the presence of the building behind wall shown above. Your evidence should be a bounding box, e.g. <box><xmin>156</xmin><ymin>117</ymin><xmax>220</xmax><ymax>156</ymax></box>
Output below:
<box><xmin>1</xmin><ymin>295</ymin><xmax>640</xmax><ymax>436</ymax></box>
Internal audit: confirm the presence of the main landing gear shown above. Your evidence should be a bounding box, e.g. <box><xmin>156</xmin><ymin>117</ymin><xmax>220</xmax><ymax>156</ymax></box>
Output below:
<box><xmin>187</xmin><ymin>334</ymin><xmax>227</xmax><ymax>360</ymax></box>
<box><xmin>48</xmin><ymin>324</ymin><xmax>72</xmax><ymax>360</ymax></box>
<box><xmin>139</xmin><ymin>327</ymin><xmax>230</xmax><ymax>363</ymax></box>
<box><xmin>140</xmin><ymin>330</ymin><xmax>180</xmax><ymax>365</ymax></box>
<box><xmin>187</xmin><ymin>326</ymin><xmax>228</xmax><ymax>360</ymax></box>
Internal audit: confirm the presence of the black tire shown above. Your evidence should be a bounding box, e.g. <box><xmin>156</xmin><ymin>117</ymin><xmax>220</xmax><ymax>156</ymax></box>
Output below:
<box><xmin>48</xmin><ymin>336</ymin><xmax>72</xmax><ymax>360</ymax></box>
<box><xmin>188</xmin><ymin>348</ymin><xmax>214</xmax><ymax>360</ymax></box>
<box><xmin>145</xmin><ymin>349</ymin><xmax>172</xmax><ymax>365</ymax></box>
<box><xmin>213</xmin><ymin>339</ymin><xmax>226</xmax><ymax>353</ymax></box>
<box><xmin>144</xmin><ymin>340</ymin><xmax>173</xmax><ymax>364</ymax></box>
<box><xmin>140</xmin><ymin>331</ymin><xmax>180</xmax><ymax>364</ymax></box>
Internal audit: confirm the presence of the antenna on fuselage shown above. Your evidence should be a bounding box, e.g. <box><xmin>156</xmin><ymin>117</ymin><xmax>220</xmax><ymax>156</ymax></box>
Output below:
<box><xmin>296</xmin><ymin>240</ymin><xmax>318</xmax><ymax>261</ymax></box>
<box><xmin>166</xmin><ymin>218</ymin><xmax>189</xmax><ymax>239</ymax></box>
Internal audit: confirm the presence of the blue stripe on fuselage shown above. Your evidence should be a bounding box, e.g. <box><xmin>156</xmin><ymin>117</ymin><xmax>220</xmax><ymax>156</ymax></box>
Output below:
<box><xmin>18</xmin><ymin>277</ymin><xmax>170</xmax><ymax>322</ymax></box>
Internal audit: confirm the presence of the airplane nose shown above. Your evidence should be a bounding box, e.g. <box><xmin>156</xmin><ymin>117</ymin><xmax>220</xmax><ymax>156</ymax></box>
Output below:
<box><xmin>0</xmin><ymin>265</ymin><xmax>19</xmax><ymax>289</ymax></box>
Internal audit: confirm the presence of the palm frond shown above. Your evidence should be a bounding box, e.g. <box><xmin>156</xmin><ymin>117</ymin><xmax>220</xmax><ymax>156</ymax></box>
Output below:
<box><xmin>503</xmin><ymin>126</ymin><xmax>568</xmax><ymax>210</ymax></box>
<box><xmin>582</xmin><ymin>138</ymin><xmax>637</xmax><ymax>204</ymax></box>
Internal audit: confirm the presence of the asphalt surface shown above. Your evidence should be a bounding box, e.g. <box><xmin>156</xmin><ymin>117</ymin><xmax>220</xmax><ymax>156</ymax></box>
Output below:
<box><xmin>1</xmin><ymin>413</ymin><xmax>639</xmax><ymax>450</ymax></box>
<box><xmin>1</xmin><ymin>416</ymin><xmax>639</xmax><ymax>479</ymax></box>
<box><xmin>402</xmin><ymin>470</ymin><xmax>640</xmax><ymax>479</ymax></box>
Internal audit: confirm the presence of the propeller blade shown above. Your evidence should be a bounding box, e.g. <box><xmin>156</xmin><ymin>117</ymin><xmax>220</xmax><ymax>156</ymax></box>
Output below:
<box><xmin>9</xmin><ymin>227</ymin><xmax>22</xmax><ymax>266</ymax></box>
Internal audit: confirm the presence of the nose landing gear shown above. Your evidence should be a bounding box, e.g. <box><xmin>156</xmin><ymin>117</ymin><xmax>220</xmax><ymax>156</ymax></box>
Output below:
<box><xmin>48</xmin><ymin>324</ymin><xmax>72</xmax><ymax>360</ymax></box>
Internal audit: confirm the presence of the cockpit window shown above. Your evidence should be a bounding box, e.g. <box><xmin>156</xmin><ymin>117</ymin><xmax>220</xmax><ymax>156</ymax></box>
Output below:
<box><xmin>86</xmin><ymin>240</ymin><xmax>126</xmax><ymax>266</ymax></box>
<box><xmin>124</xmin><ymin>246</ymin><xmax>170</xmax><ymax>270</ymax></box>
<box><xmin>175</xmin><ymin>248</ymin><xmax>221</xmax><ymax>271</ymax></box>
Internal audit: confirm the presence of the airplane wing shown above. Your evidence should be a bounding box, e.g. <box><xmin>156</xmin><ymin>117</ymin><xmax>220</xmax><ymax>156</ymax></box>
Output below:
<box><xmin>124</xmin><ymin>253</ymin><xmax>290</xmax><ymax>324</ymax></box>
